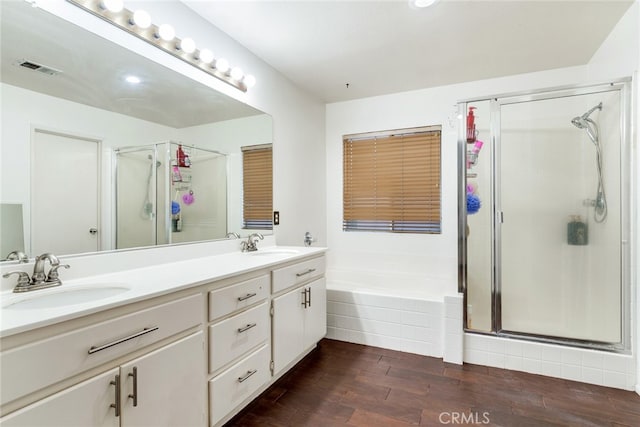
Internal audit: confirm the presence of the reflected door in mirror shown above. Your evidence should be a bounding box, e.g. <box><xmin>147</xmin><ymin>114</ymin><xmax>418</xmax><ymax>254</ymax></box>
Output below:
<box><xmin>32</xmin><ymin>129</ymin><xmax>100</xmax><ymax>255</ymax></box>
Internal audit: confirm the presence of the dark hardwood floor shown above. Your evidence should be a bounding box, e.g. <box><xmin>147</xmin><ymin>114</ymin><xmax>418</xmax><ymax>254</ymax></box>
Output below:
<box><xmin>226</xmin><ymin>339</ymin><xmax>640</xmax><ymax>427</ymax></box>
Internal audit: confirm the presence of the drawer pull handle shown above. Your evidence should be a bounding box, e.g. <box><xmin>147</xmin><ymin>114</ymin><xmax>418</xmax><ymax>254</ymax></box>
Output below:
<box><xmin>88</xmin><ymin>326</ymin><xmax>159</xmax><ymax>354</ymax></box>
<box><xmin>237</xmin><ymin>292</ymin><xmax>257</xmax><ymax>302</ymax></box>
<box><xmin>237</xmin><ymin>369</ymin><xmax>258</xmax><ymax>383</ymax></box>
<box><xmin>128</xmin><ymin>367</ymin><xmax>138</xmax><ymax>407</ymax></box>
<box><xmin>296</xmin><ymin>268</ymin><xmax>316</xmax><ymax>277</ymax></box>
<box><xmin>237</xmin><ymin>323</ymin><xmax>257</xmax><ymax>333</ymax></box>
<box><xmin>110</xmin><ymin>374</ymin><xmax>121</xmax><ymax>417</ymax></box>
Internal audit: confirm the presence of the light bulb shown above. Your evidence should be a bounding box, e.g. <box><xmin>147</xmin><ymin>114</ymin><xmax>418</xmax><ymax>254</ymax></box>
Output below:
<box><xmin>215</xmin><ymin>58</ymin><xmax>229</xmax><ymax>73</ymax></box>
<box><xmin>180</xmin><ymin>37</ymin><xmax>196</xmax><ymax>54</ymax></box>
<box><xmin>102</xmin><ymin>0</ymin><xmax>123</xmax><ymax>13</ymax></box>
<box><xmin>410</xmin><ymin>0</ymin><xmax>438</xmax><ymax>8</ymax></box>
<box><xmin>132</xmin><ymin>10</ymin><xmax>151</xmax><ymax>29</ymax></box>
<box><xmin>157</xmin><ymin>24</ymin><xmax>175</xmax><ymax>41</ymax></box>
<box><xmin>243</xmin><ymin>74</ymin><xmax>256</xmax><ymax>88</ymax></box>
<box><xmin>230</xmin><ymin>67</ymin><xmax>243</xmax><ymax>81</ymax></box>
<box><xmin>199</xmin><ymin>49</ymin><xmax>214</xmax><ymax>64</ymax></box>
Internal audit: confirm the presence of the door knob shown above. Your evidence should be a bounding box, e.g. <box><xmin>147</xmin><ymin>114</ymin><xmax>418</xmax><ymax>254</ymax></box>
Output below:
<box><xmin>89</xmin><ymin>228</ymin><xmax>98</xmax><ymax>235</ymax></box>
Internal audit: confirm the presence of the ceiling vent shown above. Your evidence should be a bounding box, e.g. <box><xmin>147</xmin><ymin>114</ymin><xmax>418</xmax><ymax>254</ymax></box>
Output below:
<box><xmin>16</xmin><ymin>60</ymin><xmax>62</xmax><ymax>76</ymax></box>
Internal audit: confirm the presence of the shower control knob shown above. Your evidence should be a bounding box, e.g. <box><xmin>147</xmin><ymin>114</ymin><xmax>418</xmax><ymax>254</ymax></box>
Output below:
<box><xmin>89</xmin><ymin>228</ymin><xmax>98</xmax><ymax>235</ymax></box>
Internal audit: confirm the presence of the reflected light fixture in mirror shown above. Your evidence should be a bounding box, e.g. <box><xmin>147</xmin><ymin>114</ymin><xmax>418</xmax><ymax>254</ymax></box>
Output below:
<box><xmin>409</xmin><ymin>0</ymin><xmax>440</xmax><ymax>9</ymax></box>
<box><xmin>66</xmin><ymin>0</ymin><xmax>256</xmax><ymax>91</ymax></box>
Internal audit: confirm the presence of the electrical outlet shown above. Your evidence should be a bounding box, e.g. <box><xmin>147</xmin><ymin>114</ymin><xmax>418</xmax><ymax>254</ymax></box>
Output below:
<box><xmin>273</xmin><ymin>211</ymin><xmax>280</xmax><ymax>225</ymax></box>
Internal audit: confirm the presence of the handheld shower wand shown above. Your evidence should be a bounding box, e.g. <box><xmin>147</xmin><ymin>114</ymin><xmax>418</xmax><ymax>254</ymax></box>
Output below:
<box><xmin>571</xmin><ymin>102</ymin><xmax>606</xmax><ymax>223</ymax></box>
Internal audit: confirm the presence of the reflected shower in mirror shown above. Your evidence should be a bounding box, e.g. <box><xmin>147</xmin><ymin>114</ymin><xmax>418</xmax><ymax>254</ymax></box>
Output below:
<box><xmin>115</xmin><ymin>142</ymin><xmax>228</xmax><ymax>249</ymax></box>
<box><xmin>0</xmin><ymin>1</ymin><xmax>273</xmax><ymax>260</ymax></box>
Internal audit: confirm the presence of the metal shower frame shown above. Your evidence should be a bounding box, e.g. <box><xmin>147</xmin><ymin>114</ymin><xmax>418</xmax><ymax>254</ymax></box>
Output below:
<box><xmin>458</xmin><ymin>78</ymin><xmax>633</xmax><ymax>353</ymax></box>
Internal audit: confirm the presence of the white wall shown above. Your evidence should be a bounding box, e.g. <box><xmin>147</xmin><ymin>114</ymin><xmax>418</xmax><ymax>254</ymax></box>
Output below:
<box><xmin>326</xmin><ymin>3</ymin><xmax>639</xmax><ymax>299</ymax></box>
<box><xmin>0</xmin><ymin>82</ymin><xmax>178</xmax><ymax>254</ymax></box>
<box><xmin>176</xmin><ymin>115</ymin><xmax>273</xmax><ymax>235</ymax></box>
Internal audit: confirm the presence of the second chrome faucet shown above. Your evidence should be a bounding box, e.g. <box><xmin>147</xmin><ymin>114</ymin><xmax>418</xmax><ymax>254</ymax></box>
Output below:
<box><xmin>240</xmin><ymin>233</ymin><xmax>264</xmax><ymax>252</ymax></box>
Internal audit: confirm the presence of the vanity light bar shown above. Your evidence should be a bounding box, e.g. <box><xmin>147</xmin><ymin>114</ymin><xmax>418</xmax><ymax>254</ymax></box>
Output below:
<box><xmin>66</xmin><ymin>0</ymin><xmax>254</xmax><ymax>92</ymax></box>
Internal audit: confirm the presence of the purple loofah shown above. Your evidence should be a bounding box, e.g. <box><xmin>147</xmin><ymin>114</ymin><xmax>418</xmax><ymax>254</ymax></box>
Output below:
<box><xmin>182</xmin><ymin>190</ymin><xmax>195</xmax><ymax>205</ymax></box>
<box><xmin>467</xmin><ymin>193</ymin><xmax>481</xmax><ymax>214</ymax></box>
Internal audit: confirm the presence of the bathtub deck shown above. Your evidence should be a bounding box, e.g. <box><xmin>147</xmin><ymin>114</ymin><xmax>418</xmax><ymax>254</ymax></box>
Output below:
<box><xmin>227</xmin><ymin>339</ymin><xmax>640</xmax><ymax>426</ymax></box>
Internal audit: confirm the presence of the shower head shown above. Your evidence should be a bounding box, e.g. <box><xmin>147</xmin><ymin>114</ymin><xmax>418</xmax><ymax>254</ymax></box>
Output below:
<box><xmin>571</xmin><ymin>102</ymin><xmax>602</xmax><ymax>131</ymax></box>
<box><xmin>571</xmin><ymin>116</ymin><xmax>588</xmax><ymax>129</ymax></box>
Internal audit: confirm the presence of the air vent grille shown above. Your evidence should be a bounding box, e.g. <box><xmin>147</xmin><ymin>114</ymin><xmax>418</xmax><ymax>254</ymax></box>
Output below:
<box><xmin>17</xmin><ymin>60</ymin><xmax>62</xmax><ymax>76</ymax></box>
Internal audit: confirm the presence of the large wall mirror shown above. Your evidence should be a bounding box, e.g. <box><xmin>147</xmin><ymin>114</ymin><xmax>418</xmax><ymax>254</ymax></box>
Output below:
<box><xmin>0</xmin><ymin>1</ymin><xmax>273</xmax><ymax>261</ymax></box>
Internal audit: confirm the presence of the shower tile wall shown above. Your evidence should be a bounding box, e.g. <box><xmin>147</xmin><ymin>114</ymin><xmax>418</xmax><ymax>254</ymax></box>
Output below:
<box><xmin>464</xmin><ymin>333</ymin><xmax>635</xmax><ymax>390</ymax></box>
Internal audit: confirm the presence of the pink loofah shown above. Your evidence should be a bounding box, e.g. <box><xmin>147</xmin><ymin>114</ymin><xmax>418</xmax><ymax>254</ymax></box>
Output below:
<box><xmin>182</xmin><ymin>190</ymin><xmax>195</xmax><ymax>205</ymax></box>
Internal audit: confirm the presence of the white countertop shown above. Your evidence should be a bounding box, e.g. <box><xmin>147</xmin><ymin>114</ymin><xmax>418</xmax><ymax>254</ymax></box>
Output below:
<box><xmin>0</xmin><ymin>246</ymin><xmax>326</xmax><ymax>338</ymax></box>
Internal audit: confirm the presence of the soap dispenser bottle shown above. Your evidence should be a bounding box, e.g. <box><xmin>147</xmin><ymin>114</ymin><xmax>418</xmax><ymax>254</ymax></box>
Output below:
<box><xmin>567</xmin><ymin>215</ymin><xmax>588</xmax><ymax>245</ymax></box>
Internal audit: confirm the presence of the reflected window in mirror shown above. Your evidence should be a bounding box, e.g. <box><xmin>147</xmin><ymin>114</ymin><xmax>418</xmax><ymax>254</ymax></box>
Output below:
<box><xmin>242</xmin><ymin>144</ymin><xmax>273</xmax><ymax>230</ymax></box>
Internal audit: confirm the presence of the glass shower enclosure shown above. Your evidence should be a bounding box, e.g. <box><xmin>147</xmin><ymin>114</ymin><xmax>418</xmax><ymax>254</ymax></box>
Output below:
<box><xmin>115</xmin><ymin>142</ymin><xmax>227</xmax><ymax>250</ymax></box>
<box><xmin>459</xmin><ymin>80</ymin><xmax>631</xmax><ymax>351</ymax></box>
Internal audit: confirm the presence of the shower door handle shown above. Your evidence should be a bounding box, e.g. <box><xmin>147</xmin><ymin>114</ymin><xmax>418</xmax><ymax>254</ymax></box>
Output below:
<box><xmin>497</xmin><ymin>212</ymin><xmax>504</xmax><ymax>224</ymax></box>
<box><xmin>89</xmin><ymin>228</ymin><xmax>98</xmax><ymax>235</ymax></box>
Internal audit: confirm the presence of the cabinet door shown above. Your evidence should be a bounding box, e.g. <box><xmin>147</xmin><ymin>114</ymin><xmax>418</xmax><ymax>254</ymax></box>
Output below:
<box><xmin>303</xmin><ymin>278</ymin><xmax>327</xmax><ymax>350</ymax></box>
<box><xmin>120</xmin><ymin>332</ymin><xmax>205</xmax><ymax>427</ymax></box>
<box><xmin>272</xmin><ymin>287</ymin><xmax>305</xmax><ymax>374</ymax></box>
<box><xmin>0</xmin><ymin>368</ymin><xmax>119</xmax><ymax>427</ymax></box>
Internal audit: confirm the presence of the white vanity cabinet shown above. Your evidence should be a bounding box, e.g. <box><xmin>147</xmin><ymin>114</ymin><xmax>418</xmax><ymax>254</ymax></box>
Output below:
<box><xmin>0</xmin><ymin>294</ymin><xmax>205</xmax><ymax>426</ymax></box>
<box><xmin>207</xmin><ymin>274</ymin><xmax>271</xmax><ymax>426</ymax></box>
<box><xmin>1</xmin><ymin>332</ymin><xmax>204</xmax><ymax>427</ymax></box>
<box><xmin>0</xmin><ymin>248</ymin><xmax>328</xmax><ymax>427</ymax></box>
<box><xmin>0</xmin><ymin>368</ymin><xmax>120</xmax><ymax>427</ymax></box>
<box><xmin>272</xmin><ymin>257</ymin><xmax>327</xmax><ymax>375</ymax></box>
<box><xmin>119</xmin><ymin>332</ymin><xmax>205</xmax><ymax>427</ymax></box>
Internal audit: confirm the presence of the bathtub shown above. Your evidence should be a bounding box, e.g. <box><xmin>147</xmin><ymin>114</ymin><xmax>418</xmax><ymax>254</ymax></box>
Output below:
<box><xmin>325</xmin><ymin>269</ymin><xmax>463</xmax><ymax>362</ymax></box>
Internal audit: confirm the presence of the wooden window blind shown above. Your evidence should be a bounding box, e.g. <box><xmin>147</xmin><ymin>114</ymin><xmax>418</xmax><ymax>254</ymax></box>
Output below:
<box><xmin>343</xmin><ymin>126</ymin><xmax>441</xmax><ymax>234</ymax></box>
<box><xmin>242</xmin><ymin>144</ymin><xmax>273</xmax><ymax>229</ymax></box>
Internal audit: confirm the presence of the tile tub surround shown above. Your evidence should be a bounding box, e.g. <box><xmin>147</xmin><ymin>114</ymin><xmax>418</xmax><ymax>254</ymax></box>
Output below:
<box><xmin>324</xmin><ymin>268</ymin><xmax>633</xmax><ymax>391</ymax></box>
<box><xmin>464</xmin><ymin>333</ymin><xmax>636</xmax><ymax>391</ymax></box>
<box><xmin>325</xmin><ymin>270</ymin><xmax>463</xmax><ymax>364</ymax></box>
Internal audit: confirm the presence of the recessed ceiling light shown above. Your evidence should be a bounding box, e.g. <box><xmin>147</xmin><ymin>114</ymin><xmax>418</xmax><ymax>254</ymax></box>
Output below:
<box><xmin>410</xmin><ymin>0</ymin><xmax>439</xmax><ymax>9</ymax></box>
<box><xmin>125</xmin><ymin>75</ymin><xmax>141</xmax><ymax>84</ymax></box>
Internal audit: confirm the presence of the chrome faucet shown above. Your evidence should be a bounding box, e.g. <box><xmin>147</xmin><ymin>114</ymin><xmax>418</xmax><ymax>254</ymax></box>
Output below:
<box><xmin>226</xmin><ymin>232</ymin><xmax>241</xmax><ymax>239</ymax></box>
<box><xmin>241</xmin><ymin>233</ymin><xmax>264</xmax><ymax>252</ymax></box>
<box><xmin>5</xmin><ymin>250</ymin><xmax>29</xmax><ymax>263</ymax></box>
<box><xmin>3</xmin><ymin>252</ymin><xmax>70</xmax><ymax>293</ymax></box>
<box><xmin>32</xmin><ymin>253</ymin><xmax>60</xmax><ymax>285</ymax></box>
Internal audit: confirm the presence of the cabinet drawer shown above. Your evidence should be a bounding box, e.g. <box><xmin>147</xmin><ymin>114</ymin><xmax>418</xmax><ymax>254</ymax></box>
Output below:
<box><xmin>0</xmin><ymin>294</ymin><xmax>203</xmax><ymax>406</ymax></box>
<box><xmin>272</xmin><ymin>256</ymin><xmax>326</xmax><ymax>294</ymax></box>
<box><xmin>208</xmin><ymin>302</ymin><xmax>269</xmax><ymax>373</ymax></box>
<box><xmin>208</xmin><ymin>274</ymin><xmax>269</xmax><ymax>321</ymax></box>
<box><xmin>209</xmin><ymin>345</ymin><xmax>270</xmax><ymax>426</ymax></box>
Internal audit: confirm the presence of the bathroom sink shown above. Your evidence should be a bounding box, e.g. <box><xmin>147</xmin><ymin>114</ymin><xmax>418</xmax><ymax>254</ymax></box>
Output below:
<box><xmin>249</xmin><ymin>248</ymin><xmax>300</xmax><ymax>256</ymax></box>
<box><xmin>2</xmin><ymin>284</ymin><xmax>132</xmax><ymax>310</ymax></box>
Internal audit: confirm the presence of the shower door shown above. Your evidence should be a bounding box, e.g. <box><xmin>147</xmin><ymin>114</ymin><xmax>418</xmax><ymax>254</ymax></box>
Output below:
<box><xmin>115</xmin><ymin>147</ymin><xmax>159</xmax><ymax>249</ymax></box>
<box><xmin>496</xmin><ymin>88</ymin><xmax>625</xmax><ymax>344</ymax></box>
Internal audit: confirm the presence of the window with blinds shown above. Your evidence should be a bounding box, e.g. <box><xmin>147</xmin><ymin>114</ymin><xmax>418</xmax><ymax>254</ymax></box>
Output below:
<box><xmin>343</xmin><ymin>126</ymin><xmax>441</xmax><ymax>234</ymax></box>
<box><xmin>242</xmin><ymin>144</ymin><xmax>273</xmax><ymax>229</ymax></box>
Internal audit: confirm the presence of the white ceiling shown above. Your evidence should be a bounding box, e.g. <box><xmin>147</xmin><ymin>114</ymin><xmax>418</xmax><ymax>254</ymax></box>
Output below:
<box><xmin>184</xmin><ymin>0</ymin><xmax>634</xmax><ymax>103</ymax></box>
